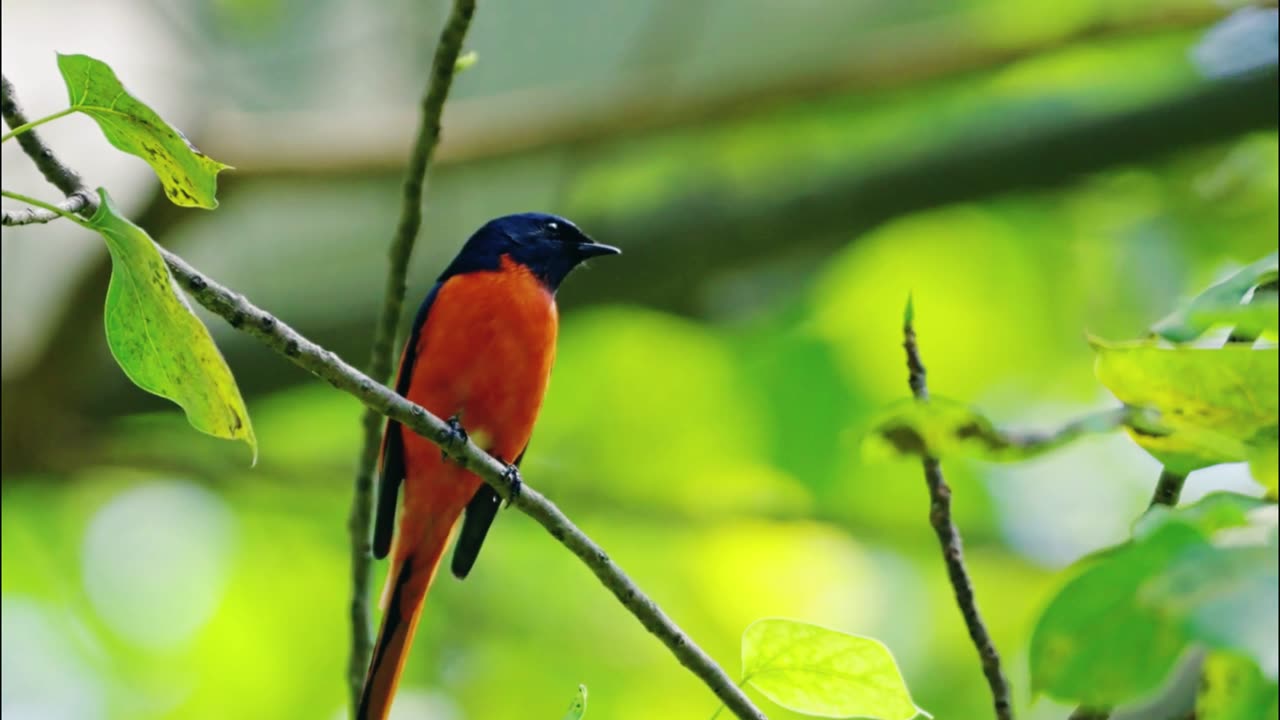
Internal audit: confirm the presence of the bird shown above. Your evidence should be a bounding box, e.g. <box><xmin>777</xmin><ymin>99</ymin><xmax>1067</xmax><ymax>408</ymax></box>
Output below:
<box><xmin>357</xmin><ymin>212</ymin><xmax>620</xmax><ymax>720</ymax></box>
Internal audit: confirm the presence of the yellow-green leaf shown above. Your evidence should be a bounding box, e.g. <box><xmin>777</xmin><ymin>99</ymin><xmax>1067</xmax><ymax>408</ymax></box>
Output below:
<box><xmin>1093</xmin><ymin>338</ymin><xmax>1278</xmax><ymax>476</ymax></box>
<box><xmin>741</xmin><ymin>618</ymin><xmax>924</xmax><ymax>720</ymax></box>
<box><xmin>560</xmin><ymin>684</ymin><xmax>587</xmax><ymax>720</ymax></box>
<box><xmin>87</xmin><ymin>188</ymin><xmax>255</xmax><ymax>459</ymax></box>
<box><xmin>57</xmin><ymin>54</ymin><xmax>230</xmax><ymax>208</ymax></box>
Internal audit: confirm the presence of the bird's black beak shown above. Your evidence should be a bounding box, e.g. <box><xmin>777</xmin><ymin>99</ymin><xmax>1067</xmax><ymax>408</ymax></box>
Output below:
<box><xmin>577</xmin><ymin>242</ymin><xmax>621</xmax><ymax>258</ymax></box>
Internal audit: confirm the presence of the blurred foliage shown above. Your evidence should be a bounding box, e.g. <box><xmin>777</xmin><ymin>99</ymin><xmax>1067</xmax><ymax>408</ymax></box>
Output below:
<box><xmin>3</xmin><ymin>2</ymin><xmax>1279</xmax><ymax>720</ymax></box>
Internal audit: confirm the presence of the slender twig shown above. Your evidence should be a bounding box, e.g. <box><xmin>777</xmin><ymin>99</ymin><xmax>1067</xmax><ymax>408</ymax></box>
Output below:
<box><xmin>158</xmin><ymin>247</ymin><xmax>768</xmax><ymax>720</ymax></box>
<box><xmin>2</xmin><ymin>69</ymin><xmax>767</xmax><ymax>720</ymax></box>
<box><xmin>902</xmin><ymin>303</ymin><xmax>1013</xmax><ymax>720</ymax></box>
<box><xmin>345</xmin><ymin>0</ymin><xmax>476</xmax><ymax>708</ymax></box>
<box><xmin>2</xmin><ymin>191</ymin><xmax>94</xmax><ymax>226</ymax></box>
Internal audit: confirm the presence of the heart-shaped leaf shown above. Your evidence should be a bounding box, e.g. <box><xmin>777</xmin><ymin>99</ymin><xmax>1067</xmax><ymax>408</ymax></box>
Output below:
<box><xmin>741</xmin><ymin>618</ymin><xmax>924</xmax><ymax>719</ymax></box>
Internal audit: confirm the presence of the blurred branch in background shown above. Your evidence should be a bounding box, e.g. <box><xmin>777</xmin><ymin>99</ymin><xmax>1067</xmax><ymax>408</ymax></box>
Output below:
<box><xmin>345</xmin><ymin>0</ymin><xmax>475</xmax><ymax>709</ymax></box>
<box><xmin>4</xmin><ymin>4</ymin><xmax>1277</xmax><ymax>473</ymax></box>
<box><xmin>900</xmin><ymin>301</ymin><xmax>1013</xmax><ymax>720</ymax></box>
<box><xmin>198</xmin><ymin>2</ymin><xmax>1235</xmax><ymax>174</ymax></box>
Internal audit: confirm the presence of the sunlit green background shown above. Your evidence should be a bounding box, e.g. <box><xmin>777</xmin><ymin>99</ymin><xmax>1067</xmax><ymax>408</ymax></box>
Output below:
<box><xmin>2</xmin><ymin>1</ymin><xmax>1277</xmax><ymax>719</ymax></box>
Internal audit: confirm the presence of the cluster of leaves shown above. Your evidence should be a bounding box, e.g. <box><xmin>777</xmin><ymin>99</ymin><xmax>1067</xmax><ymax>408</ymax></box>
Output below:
<box><xmin>2</xmin><ymin>54</ymin><xmax>254</xmax><ymax>458</ymax></box>
<box><xmin>865</xmin><ymin>252</ymin><xmax>1279</xmax><ymax>715</ymax></box>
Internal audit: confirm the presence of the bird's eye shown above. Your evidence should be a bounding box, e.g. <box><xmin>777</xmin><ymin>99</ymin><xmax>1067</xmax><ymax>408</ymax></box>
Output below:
<box><xmin>546</xmin><ymin>221</ymin><xmax>560</xmax><ymax>233</ymax></box>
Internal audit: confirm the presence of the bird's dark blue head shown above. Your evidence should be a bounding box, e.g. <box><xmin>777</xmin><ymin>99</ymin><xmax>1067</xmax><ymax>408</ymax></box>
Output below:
<box><xmin>440</xmin><ymin>213</ymin><xmax>620</xmax><ymax>290</ymax></box>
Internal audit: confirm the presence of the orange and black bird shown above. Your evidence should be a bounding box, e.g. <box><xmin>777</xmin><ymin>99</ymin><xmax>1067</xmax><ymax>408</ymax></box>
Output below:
<box><xmin>357</xmin><ymin>213</ymin><xmax>620</xmax><ymax>720</ymax></box>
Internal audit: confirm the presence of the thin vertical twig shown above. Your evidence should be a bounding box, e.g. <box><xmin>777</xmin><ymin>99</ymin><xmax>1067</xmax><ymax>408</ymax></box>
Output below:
<box><xmin>902</xmin><ymin>299</ymin><xmax>1014</xmax><ymax>720</ymax></box>
<box><xmin>344</xmin><ymin>0</ymin><xmax>477</xmax><ymax>711</ymax></box>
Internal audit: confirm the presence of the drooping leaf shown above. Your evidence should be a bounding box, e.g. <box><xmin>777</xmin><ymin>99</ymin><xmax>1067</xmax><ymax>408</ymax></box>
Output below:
<box><xmin>86</xmin><ymin>188</ymin><xmax>255</xmax><ymax>460</ymax></box>
<box><xmin>863</xmin><ymin>397</ymin><xmax>1134</xmax><ymax>463</ymax></box>
<box><xmin>1092</xmin><ymin>338</ymin><xmax>1278</xmax><ymax>475</ymax></box>
<box><xmin>1151</xmin><ymin>251</ymin><xmax>1278</xmax><ymax>342</ymax></box>
<box><xmin>57</xmin><ymin>54</ymin><xmax>230</xmax><ymax>208</ymax></box>
<box><xmin>741</xmin><ymin>618</ymin><xmax>924</xmax><ymax>720</ymax></box>
<box><xmin>1197</xmin><ymin>652</ymin><xmax>1280</xmax><ymax>720</ymax></box>
<box><xmin>560</xmin><ymin>684</ymin><xmax>587</xmax><ymax>720</ymax></box>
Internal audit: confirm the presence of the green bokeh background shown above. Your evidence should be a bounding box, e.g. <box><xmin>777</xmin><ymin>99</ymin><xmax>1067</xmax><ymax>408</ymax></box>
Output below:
<box><xmin>1</xmin><ymin>1</ymin><xmax>1276</xmax><ymax>719</ymax></box>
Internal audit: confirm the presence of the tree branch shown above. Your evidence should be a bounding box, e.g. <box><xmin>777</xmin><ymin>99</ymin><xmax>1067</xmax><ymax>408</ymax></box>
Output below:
<box><xmin>902</xmin><ymin>302</ymin><xmax>1013</xmax><ymax>720</ymax></box>
<box><xmin>2</xmin><ymin>191</ymin><xmax>95</xmax><ymax>226</ymax></box>
<box><xmin>345</xmin><ymin>0</ymin><xmax>476</xmax><ymax>708</ymax></box>
<box><xmin>2</xmin><ymin>68</ymin><xmax>767</xmax><ymax>720</ymax></box>
<box><xmin>159</xmin><ymin>247</ymin><xmax>768</xmax><ymax>720</ymax></box>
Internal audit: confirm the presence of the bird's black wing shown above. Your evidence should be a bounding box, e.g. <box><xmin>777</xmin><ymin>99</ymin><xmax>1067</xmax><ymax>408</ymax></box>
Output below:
<box><xmin>372</xmin><ymin>282</ymin><xmax>442</xmax><ymax>560</ymax></box>
<box><xmin>451</xmin><ymin>445</ymin><xmax>526</xmax><ymax>579</ymax></box>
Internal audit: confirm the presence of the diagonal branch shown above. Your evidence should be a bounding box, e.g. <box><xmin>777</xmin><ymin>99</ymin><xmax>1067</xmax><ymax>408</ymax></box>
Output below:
<box><xmin>902</xmin><ymin>301</ymin><xmax>1013</xmax><ymax>720</ymax></box>
<box><xmin>2</xmin><ymin>68</ymin><xmax>768</xmax><ymax>720</ymax></box>
<box><xmin>159</xmin><ymin>247</ymin><xmax>769</xmax><ymax>720</ymax></box>
<box><xmin>345</xmin><ymin>0</ymin><xmax>476</xmax><ymax>707</ymax></box>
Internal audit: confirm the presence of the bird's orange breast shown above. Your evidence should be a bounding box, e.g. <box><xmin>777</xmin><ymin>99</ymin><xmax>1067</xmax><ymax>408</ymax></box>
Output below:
<box><xmin>399</xmin><ymin>255</ymin><xmax>559</xmax><ymax>517</ymax></box>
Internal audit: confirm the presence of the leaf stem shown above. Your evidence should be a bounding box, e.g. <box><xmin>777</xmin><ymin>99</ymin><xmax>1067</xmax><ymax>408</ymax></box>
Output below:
<box><xmin>0</xmin><ymin>106</ymin><xmax>75</xmax><ymax>143</ymax></box>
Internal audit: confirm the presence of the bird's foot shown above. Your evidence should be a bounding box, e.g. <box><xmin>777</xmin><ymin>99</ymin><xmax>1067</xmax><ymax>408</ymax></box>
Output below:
<box><xmin>500</xmin><ymin>464</ymin><xmax>523</xmax><ymax>507</ymax></box>
<box><xmin>437</xmin><ymin>414</ymin><xmax>469</xmax><ymax>463</ymax></box>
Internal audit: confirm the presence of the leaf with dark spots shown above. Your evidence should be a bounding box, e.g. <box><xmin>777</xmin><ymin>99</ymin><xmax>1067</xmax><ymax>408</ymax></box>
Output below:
<box><xmin>57</xmin><ymin>54</ymin><xmax>230</xmax><ymax>208</ymax></box>
<box><xmin>86</xmin><ymin>188</ymin><xmax>256</xmax><ymax>460</ymax></box>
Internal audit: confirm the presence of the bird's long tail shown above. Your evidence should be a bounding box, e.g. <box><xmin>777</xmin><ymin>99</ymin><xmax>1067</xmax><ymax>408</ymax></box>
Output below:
<box><xmin>356</xmin><ymin>518</ymin><xmax>454</xmax><ymax>720</ymax></box>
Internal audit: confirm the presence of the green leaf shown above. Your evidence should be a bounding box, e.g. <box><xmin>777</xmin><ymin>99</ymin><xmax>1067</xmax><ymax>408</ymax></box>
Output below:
<box><xmin>560</xmin><ymin>684</ymin><xmax>587</xmax><ymax>720</ymax></box>
<box><xmin>1133</xmin><ymin>491</ymin><xmax>1269</xmax><ymax>540</ymax></box>
<box><xmin>1092</xmin><ymin>338</ymin><xmax>1278</xmax><ymax>475</ymax></box>
<box><xmin>86</xmin><ymin>188</ymin><xmax>255</xmax><ymax>460</ymax></box>
<box><xmin>740</xmin><ymin>618</ymin><xmax>924</xmax><ymax>719</ymax></box>
<box><xmin>1152</xmin><ymin>252</ymin><xmax>1278</xmax><ymax>342</ymax></box>
<box><xmin>1145</xmin><ymin>539</ymin><xmax>1279</xmax><ymax>680</ymax></box>
<box><xmin>1030</xmin><ymin>521</ymin><xmax>1204</xmax><ymax>707</ymax></box>
<box><xmin>862</xmin><ymin>397</ymin><xmax>1132</xmax><ymax>463</ymax></box>
<box><xmin>1032</xmin><ymin>495</ymin><xmax>1280</xmax><ymax>707</ymax></box>
<box><xmin>1197</xmin><ymin>652</ymin><xmax>1279</xmax><ymax>720</ymax></box>
<box><xmin>57</xmin><ymin>53</ymin><xmax>230</xmax><ymax>208</ymax></box>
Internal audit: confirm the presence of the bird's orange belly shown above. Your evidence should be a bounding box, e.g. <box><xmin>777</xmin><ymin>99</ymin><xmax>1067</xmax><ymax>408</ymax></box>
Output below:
<box><xmin>399</xmin><ymin>263</ymin><xmax>559</xmax><ymax>517</ymax></box>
